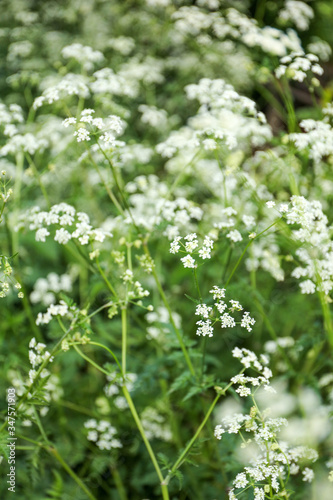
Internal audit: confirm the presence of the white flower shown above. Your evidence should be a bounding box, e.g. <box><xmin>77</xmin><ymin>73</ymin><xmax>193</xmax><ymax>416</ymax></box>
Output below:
<box><xmin>196</xmin><ymin>319</ymin><xmax>214</xmax><ymax>337</ymax></box>
<box><xmin>54</xmin><ymin>228</ymin><xmax>72</xmax><ymax>244</ymax></box>
<box><xmin>279</xmin><ymin>203</ymin><xmax>289</xmax><ymax>213</ymax></box>
<box><xmin>170</xmin><ymin>236</ymin><xmax>182</xmax><ymax>254</ymax></box>
<box><xmin>302</xmin><ymin>467</ymin><xmax>314</xmax><ymax>482</ymax></box>
<box><xmin>74</xmin><ymin>127</ymin><xmax>90</xmax><ymax>142</ymax></box>
<box><xmin>299</xmin><ymin>279</ymin><xmax>316</xmax><ymax>294</ymax></box>
<box><xmin>266</xmin><ymin>201</ymin><xmax>276</xmax><ymax>208</ymax></box>
<box><xmin>226</xmin><ymin>230</ymin><xmax>243</xmax><ymax>242</ymax></box>
<box><xmin>181</xmin><ymin>254</ymin><xmax>196</xmax><ymax>268</ymax></box>
<box><xmin>62</xmin><ymin>117</ymin><xmax>77</xmax><ymax>127</ymax></box>
<box><xmin>234</xmin><ymin>472</ymin><xmax>248</xmax><ymax>488</ymax></box>
<box><xmin>195</xmin><ymin>304</ymin><xmax>212</xmax><ymax>318</ymax></box>
<box><xmin>35</xmin><ymin>228</ymin><xmax>50</xmax><ymax>242</ymax></box>
<box><xmin>236</xmin><ymin>385</ymin><xmax>251</xmax><ymax>397</ymax></box>
<box><xmin>220</xmin><ymin>313</ymin><xmax>236</xmax><ymax>328</ymax></box>
<box><xmin>241</xmin><ymin>311</ymin><xmax>256</xmax><ymax>332</ymax></box>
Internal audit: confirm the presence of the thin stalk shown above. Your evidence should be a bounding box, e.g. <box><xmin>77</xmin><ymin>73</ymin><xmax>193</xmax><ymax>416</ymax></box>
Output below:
<box><xmin>87</xmin><ymin>150</ymin><xmax>124</xmax><ymax>216</ymax></box>
<box><xmin>143</xmin><ymin>242</ymin><xmax>196</xmax><ymax>377</ymax></box>
<box><xmin>193</xmin><ymin>267</ymin><xmax>202</xmax><ymax>301</ymax></box>
<box><xmin>254</xmin><ymin>297</ymin><xmax>294</xmax><ymax>370</ymax></box>
<box><xmin>274</xmin><ymin>78</ymin><xmax>297</xmax><ymax>133</ymax></box>
<box><xmin>12</xmin><ymin>152</ymin><xmax>24</xmax><ymax>255</ymax></box>
<box><xmin>88</xmin><ymin>341</ymin><xmax>123</xmax><ymax>374</ymax></box>
<box><xmin>214</xmin><ymin>150</ymin><xmax>227</xmax><ymax>207</ymax></box>
<box><xmin>96</xmin><ymin>142</ymin><xmax>139</xmax><ymax>231</ymax></box>
<box><xmin>0</xmin><ymin>327</ymin><xmax>73</xmax><ymax>427</ymax></box>
<box><xmin>47</xmin><ymin>446</ymin><xmax>97</xmax><ymax>500</ymax></box>
<box><xmin>25</xmin><ymin>153</ymin><xmax>50</xmax><ymax>207</ymax></box>
<box><xmin>200</xmin><ymin>336</ymin><xmax>207</xmax><ymax>383</ymax></box>
<box><xmin>226</xmin><ymin>219</ymin><xmax>281</xmax><ymax>287</ymax></box>
<box><xmin>222</xmin><ymin>246</ymin><xmax>233</xmax><ymax>283</ymax></box>
<box><xmin>318</xmin><ymin>289</ymin><xmax>333</xmax><ymax>348</ymax></box>
<box><xmin>57</xmin><ymin>400</ymin><xmax>96</xmax><ymax>417</ymax></box>
<box><xmin>95</xmin><ymin>256</ymin><xmax>118</xmax><ymax>298</ymax></box>
<box><xmin>73</xmin><ymin>344</ymin><xmax>168</xmax><ymax>497</ymax></box>
<box><xmin>33</xmin><ymin>406</ymin><xmax>51</xmax><ymax>445</ymax></box>
<box><xmin>121</xmin><ymin>307</ymin><xmax>127</xmax><ymax>375</ymax></box>
<box><xmin>110</xmin><ymin>466</ymin><xmax>128</xmax><ymax>500</ymax></box>
<box><xmin>122</xmin><ymin>386</ymin><xmax>169</xmax><ymax>500</ymax></box>
<box><xmin>73</xmin><ymin>344</ymin><xmax>117</xmax><ymax>377</ymax></box>
<box><xmin>163</xmin><ymin>392</ymin><xmax>221</xmax><ymax>485</ymax></box>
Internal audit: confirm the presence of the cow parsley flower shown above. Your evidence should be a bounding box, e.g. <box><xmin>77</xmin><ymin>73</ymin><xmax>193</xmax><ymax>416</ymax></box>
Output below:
<box><xmin>181</xmin><ymin>254</ymin><xmax>196</xmax><ymax>268</ymax></box>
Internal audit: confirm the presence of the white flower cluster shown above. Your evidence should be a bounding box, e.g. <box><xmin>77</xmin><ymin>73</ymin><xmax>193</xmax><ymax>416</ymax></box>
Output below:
<box><xmin>220</xmin><ymin>8</ymin><xmax>302</xmax><ymax>57</ymax></box>
<box><xmin>104</xmin><ymin>372</ymin><xmax>137</xmax><ymax>410</ymax></box>
<box><xmin>227</xmin><ymin>440</ymin><xmax>317</xmax><ymax>499</ymax></box>
<box><xmin>62</xmin><ymin>108</ymin><xmax>126</xmax><ymax>146</ymax></box>
<box><xmin>7</xmin><ymin>340</ymin><xmax>62</xmax><ymax>426</ymax></box>
<box><xmin>286</xmin><ymin>196</ymin><xmax>333</xmax><ymax>295</ymax></box>
<box><xmin>22</xmin><ymin>337</ymin><xmax>62</xmax><ymax>422</ymax></box>
<box><xmin>28</xmin><ymin>337</ymin><xmax>54</xmax><ymax>370</ymax></box>
<box><xmin>141</xmin><ymin>407</ymin><xmax>172</xmax><ymax>442</ymax></box>
<box><xmin>19</xmin><ymin>202</ymin><xmax>112</xmax><ymax>246</ymax></box>
<box><xmin>173</xmin><ymin>4</ymin><xmax>302</xmax><ymax>57</ymax></box>
<box><xmin>0</xmin><ymin>133</ymin><xmax>48</xmax><ymax>157</ymax></box>
<box><xmin>84</xmin><ymin>419</ymin><xmax>122</xmax><ymax>450</ymax></box>
<box><xmin>120</xmin><ymin>269</ymin><xmax>150</xmax><ymax>302</ymax></box>
<box><xmin>214</xmin><ymin>207</ymin><xmax>260</xmax><ymax>244</ymax></box>
<box><xmin>245</xmin><ymin>239</ymin><xmax>285</xmax><ymax>282</ymax></box>
<box><xmin>170</xmin><ymin>233</ymin><xmax>214</xmax><ymax>268</ymax></box>
<box><xmin>157</xmin><ymin>76</ymin><xmax>271</xmax><ymax>158</ymax></box>
<box><xmin>0</xmin><ymin>256</ymin><xmax>23</xmax><ymax>299</ymax></box>
<box><xmin>145</xmin><ymin>306</ymin><xmax>182</xmax><ymax>343</ymax></box>
<box><xmin>278</xmin><ymin>1</ymin><xmax>314</xmax><ymax>31</ymax></box>
<box><xmin>35</xmin><ymin>300</ymin><xmax>77</xmax><ymax>326</ymax></box>
<box><xmin>0</xmin><ymin>103</ymin><xmax>24</xmax><ymax>138</ymax></box>
<box><xmin>33</xmin><ymin>73</ymin><xmax>90</xmax><ymax>109</ymax></box>
<box><xmin>30</xmin><ymin>272</ymin><xmax>72</xmax><ymax>306</ymax></box>
<box><xmin>194</xmin><ymin>288</ymin><xmax>256</xmax><ymax>338</ymax></box>
<box><xmin>139</xmin><ymin>104</ymin><xmax>168</xmax><ymax>129</ymax></box>
<box><xmin>264</xmin><ymin>336</ymin><xmax>295</xmax><ymax>354</ymax></box>
<box><xmin>125</xmin><ymin>174</ymin><xmax>203</xmax><ymax>232</ymax></box>
<box><xmin>289</xmin><ymin>118</ymin><xmax>333</xmax><ymax>163</ymax></box>
<box><xmin>275</xmin><ymin>51</ymin><xmax>323</xmax><ymax>82</ymax></box>
<box><xmin>61</xmin><ymin>43</ymin><xmax>104</xmax><ymax>71</ymax></box>
<box><xmin>215</xmin><ymin>348</ymin><xmax>318</xmax><ymax>498</ymax></box>
<box><xmin>91</xmin><ymin>67</ymin><xmax>138</xmax><ymax>98</ymax></box>
<box><xmin>107</xmin><ymin>36</ymin><xmax>135</xmax><ymax>55</ymax></box>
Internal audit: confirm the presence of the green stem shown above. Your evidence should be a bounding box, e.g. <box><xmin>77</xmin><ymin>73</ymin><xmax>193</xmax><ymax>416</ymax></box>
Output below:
<box><xmin>110</xmin><ymin>466</ymin><xmax>128</xmax><ymax>500</ymax></box>
<box><xmin>88</xmin><ymin>341</ymin><xmax>123</xmax><ymax>374</ymax></box>
<box><xmin>95</xmin><ymin>256</ymin><xmax>118</xmax><ymax>298</ymax></box>
<box><xmin>96</xmin><ymin>142</ymin><xmax>139</xmax><ymax>231</ymax></box>
<box><xmin>225</xmin><ymin>219</ymin><xmax>281</xmax><ymax>287</ymax></box>
<box><xmin>121</xmin><ymin>307</ymin><xmax>127</xmax><ymax>375</ymax></box>
<box><xmin>318</xmin><ymin>289</ymin><xmax>333</xmax><ymax>348</ymax></box>
<box><xmin>254</xmin><ymin>297</ymin><xmax>293</xmax><ymax>370</ymax></box>
<box><xmin>32</xmin><ymin>406</ymin><xmax>51</xmax><ymax>445</ymax></box>
<box><xmin>0</xmin><ymin>327</ymin><xmax>73</xmax><ymax>428</ymax></box>
<box><xmin>193</xmin><ymin>267</ymin><xmax>202</xmax><ymax>301</ymax></box>
<box><xmin>87</xmin><ymin>150</ymin><xmax>124</xmax><ymax>216</ymax></box>
<box><xmin>164</xmin><ymin>392</ymin><xmax>222</xmax><ymax>484</ymax></box>
<box><xmin>73</xmin><ymin>344</ymin><xmax>115</xmax><ymax>377</ymax></box>
<box><xmin>200</xmin><ymin>336</ymin><xmax>207</xmax><ymax>382</ymax></box>
<box><xmin>47</xmin><ymin>446</ymin><xmax>97</xmax><ymax>500</ymax></box>
<box><xmin>122</xmin><ymin>386</ymin><xmax>169</xmax><ymax>500</ymax></box>
<box><xmin>143</xmin><ymin>242</ymin><xmax>196</xmax><ymax>377</ymax></box>
<box><xmin>25</xmin><ymin>153</ymin><xmax>50</xmax><ymax>207</ymax></box>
